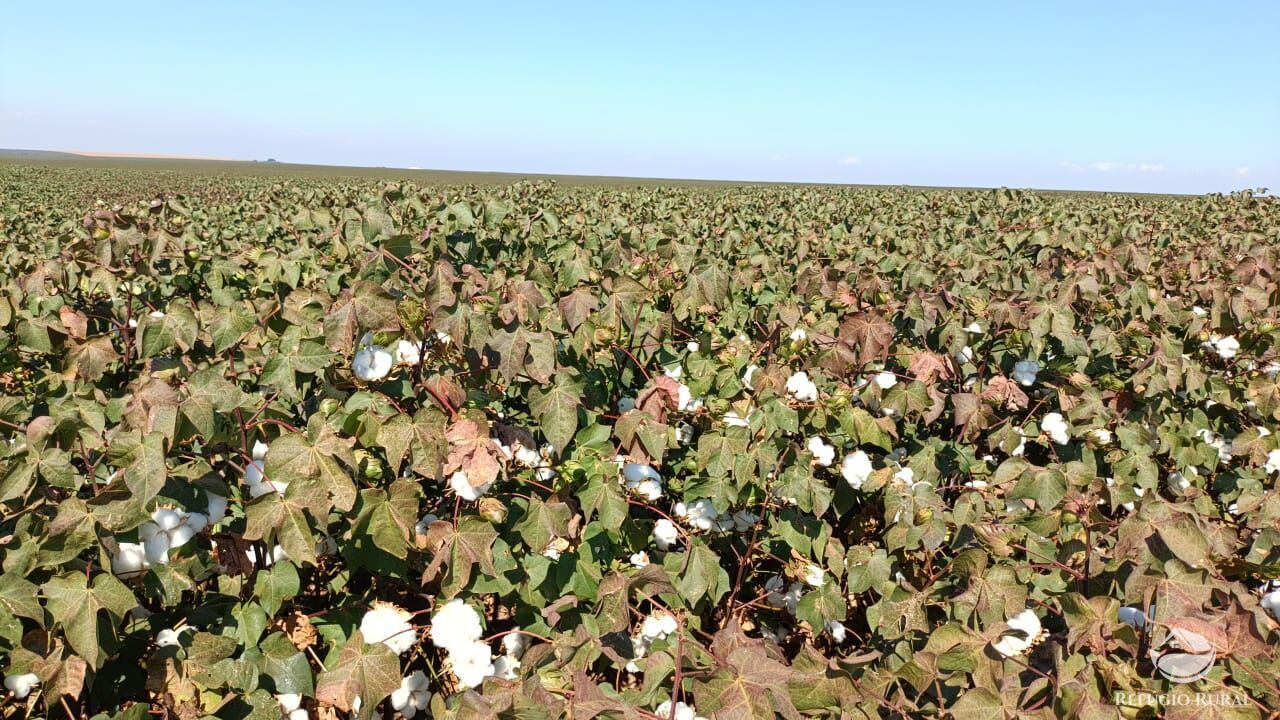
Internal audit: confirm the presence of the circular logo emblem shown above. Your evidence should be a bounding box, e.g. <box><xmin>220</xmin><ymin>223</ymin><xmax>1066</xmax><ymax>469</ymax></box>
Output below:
<box><xmin>1150</xmin><ymin>626</ymin><xmax>1216</xmax><ymax>683</ymax></box>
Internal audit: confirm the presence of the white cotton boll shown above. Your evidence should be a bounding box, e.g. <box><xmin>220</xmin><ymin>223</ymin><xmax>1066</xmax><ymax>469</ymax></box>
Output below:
<box><xmin>535</xmin><ymin>467</ymin><xmax>556</xmax><ymax>482</ymax></box>
<box><xmin>360</xmin><ymin>603</ymin><xmax>417</xmax><ymax>655</ymax></box>
<box><xmin>992</xmin><ymin>609</ymin><xmax>1042</xmax><ymax>658</ymax></box>
<box><xmin>623</xmin><ymin>463</ymin><xmax>661</xmax><ymax>487</ymax></box>
<box><xmin>287</xmin><ymin>710</ymin><xmax>307</xmax><ymax>720</ymax></box>
<box><xmin>430</xmin><ymin>599</ymin><xmax>484</xmax><ymax>654</ymax></box>
<box><xmin>807</xmin><ymin>436</ymin><xmax>835</xmax><ymax>467</ymax></box>
<box><xmin>493</xmin><ymin>654</ymin><xmax>521</xmax><ymax>680</ymax></box>
<box><xmin>686</xmin><ymin>341</ymin><xmax>700</xmax><ymax>353</ymax></box>
<box><xmin>353</xmin><ymin>346</ymin><xmax>394</xmax><ymax>382</ymax></box>
<box><xmin>655</xmin><ymin>701</ymin><xmax>698</xmax><ymax>720</ymax></box>
<box><xmin>167</xmin><ymin>523</ymin><xmax>197</xmax><ymax>550</ymax></box>
<box><xmin>112</xmin><ymin>542</ymin><xmax>148</xmax><ymax>577</ymax></box>
<box><xmin>641</xmin><ymin>615</ymin><xmax>668</xmax><ymax>640</ymax></box>
<box><xmin>1042</xmin><ymin>412</ymin><xmax>1070</xmax><ymax>445</ymax></box>
<box><xmin>723</xmin><ymin>409</ymin><xmax>751</xmax><ymax>428</ymax></box>
<box><xmin>153</xmin><ymin>508</ymin><xmax>183</xmax><ymax>532</ymax></box>
<box><xmin>1192</xmin><ymin>306</ymin><xmax>1208</xmax><ymax>317</ymax></box>
<box><xmin>127</xmin><ymin>317</ymin><xmax>138</xmax><ymax>328</ymax></box>
<box><xmin>1012</xmin><ymin>359</ymin><xmax>1040</xmax><ymax>387</ymax></box>
<box><xmin>652</xmin><ymin>519</ymin><xmax>679</xmax><ymax>550</ymax></box>
<box><xmin>252</xmin><ymin>440</ymin><xmax>269</xmax><ymax>461</ymax></box>
<box><xmin>492</xmin><ymin>439</ymin><xmax>514</xmax><ymax>461</ymax></box>
<box><xmin>502</xmin><ymin>632</ymin><xmax>529</xmax><ymax>660</ymax></box>
<box><xmin>789</xmin><ymin>328</ymin><xmax>807</xmax><ymax>343</ymax></box>
<box><xmin>277</xmin><ymin>693</ymin><xmax>303</xmax><ymax>713</ymax></box>
<box><xmin>676</xmin><ymin>499</ymin><xmax>719</xmax><ymax>531</ymax></box>
<box><xmin>1088</xmin><ymin>428</ymin><xmax>1113</xmax><ymax>445</ymax></box>
<box><xmin>1261</xmin><ymin>589</ymin><xmax>1280</xmax><ymax>621</ymax></box>
<box><xmin>874</xmin><ymin>371</ymin><xmax>897</xmax><ymax>390</ymax></box>
<box><xmin>675</xmin><ymin>423</ymin><xmax>695</xmax><ymax>445</ymax></box>
<box><xmin>630</xmin><ymin>551</ymin><xmax>650</xmax><ymax>568</ymax></box>
<box><xmin>206</xmin><ymin>494</ymin><xmax>228</xmax><ymax>524</ymax></box>
<box><xmin>450</xmin><ymin>470</ymin><xmax>491</xmax><ymax>501</ymax></box>
<box><xmin>1168</xmin><ymin>471</ymin><xmax>1191</xmax><ymax>492</ymax></box>
<box><xmin>892</xmin><ymin>467</ymin><xmax>915</xmax><ymax>486</ymax></box>
<box><xmin>1265</xmin><ymin>449</ymin><xmax>1280</xmax><ymax>475</ymax></box>
<box><xmin>802</xmin><ymin>564</ymin><xmax>825</xmax><ymax>588</ymax></box>
<box><xmin>785</xmin><ymin>371</ymin><xmax>818</xmax><ymax>402</ymax></box>
<box><xmin>390</xmin><ymin>671</ymin><xmax>431</xmax><ymax>718</ymax></box>
<box><xmin>617</xmin><ymin>396</ymin><xmax>636</xmax><ymax>413</ymax></box>
<box><xmin>450</xmin><ymin>640</ymin><xmax>495</xmax><ymax>689</ymax></box>
<box><xmin>964</xmin><ymin>479</ymin><xmax>989</xmax><ymax>489</ymax></box>
<box><xmin>676</xmin><ymin>384</ymin><xmax>695</xmax><ymax>412</ymax></box>
<box><xmin>965</xmin><ymin>322</ymin><xmax>983</xmax><ymax>334</ymax></box>
<box><xmin>663</xmin><ymin>365</ymin><xmax>682</xmax><ymax>380</ymax></box>
<box><xmin>742</xmin><ymin>364</ymin><xmax>759</xmax><ymax>390</ymax></box>
<box><xmin>841</xmin><ymin>451</ymin><xmax>873</xmax><ymax>490</ymax></box>
<box><xmin>826</xmin><ymin>621</ymin><xmax>848</xmax><ymax>643</ymax></box>
<box><xmin>513</xmin><ymin>445</ymin><xmax>541</xmax><ymax>468</ymax></box>
<box><xmin>155</xmin><ymin>627</ymin><xmax>190</xmax><ymax>647</ymax></box>
<box><xmin>956</xmin><ymin>346</ymin><xmax>974</xmax><ymax>364</ymax></box>
<box><xmin>633</xmin><ymin>479</ymin><xmax>664</xmax><ymax>501</ymax></box>
<box><xmin>143</xmin><ymin>532</ymin><xmax>170</xmax><ymax>565</ymax></box>
<box><xmin>1206</xmin><ymin>334</ymin><xmax>1240</xmax><ymax>360</ymax></box>
<box><xmin>4</xmin><ymin>672</ymin><xmax>39</xmax><ymax>700</ymax></box>
<box><xmin>394</xmin><ymin>339</ymin><xmax>422</xmax><ymax>366</ymax></box>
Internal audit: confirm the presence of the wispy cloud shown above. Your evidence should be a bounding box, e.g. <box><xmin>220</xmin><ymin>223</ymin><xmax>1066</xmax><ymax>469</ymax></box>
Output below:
<box><xmin>1061</xmin><ymin>161</ymin><xmax>1166</xmax><ymax>173</ymax></box>
<box><xmin>1234</xmin><ymin>166</ymin><xmax>1250</xmax><ymax>178</ymax></box>
<box><xmin>838</xmin><ymin>155</ymin><xmax>862</xmax><ymax>165</ymax></box>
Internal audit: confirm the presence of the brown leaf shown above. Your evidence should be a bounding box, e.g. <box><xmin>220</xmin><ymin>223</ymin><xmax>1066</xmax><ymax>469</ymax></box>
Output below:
<box><xmin>908</xmin><ymin>351</ymin><xmax>954</xmax><ymax>385</ymax></box>
<box><xmin>444</xmin><ymin>418</ymin><xmax>501</xmax><ymax>489</ymax></box>
<box><xmin>59</xmin><ymin>306</ymin><xmax>88</xmax><ymax>339</ymax></box>
<box><xmin>636</xmin><ymin>375</ymin><xmax>681</xmax><ymax>423</ymax></box>
<box><xmin>277</xmin><ymin>610</ymin><xmax>318</xmax><ymax>651</ymax></box>
<box><xmin>980</xmin><ymin>376</ymin><xmax>1030</xmax><ymax>410</ymax></box>
<box><xmin>837</xmin><ymin>312</ymin><xmax>895</xmax><ymax>368</ymax></box>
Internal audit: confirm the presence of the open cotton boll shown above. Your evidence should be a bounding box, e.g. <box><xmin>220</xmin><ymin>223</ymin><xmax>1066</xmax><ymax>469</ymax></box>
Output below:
<box><xmin>1012</xmin><ymin>359</ymin><xmax>1040</xmax><ymax>387</ymax></box>
<box><xmin>450</xmin><ymin>640</ymin><xmax>496</xmax><ymax>689</ymax></box>
<box><xmin>655</xmin><ymin>701</ymin><xmax>699</xmax><ymax>720</ymax></box>
<box><xmin>788</xmin><ymin>328</ymin><xmax>807</xmax><ymax>343</ymax></box>
<box><xmin>206</xmin><ymin>493</ymin><xmax>228</xmax><ymax>524</ymax></box>
<box><xmin>143</xmin><ymin>531</ymin><xmax>171</xmax><ymax>565</ymax></box>
<box><xmin>390</xmin><ymin>671</ymin><xmax>432</xmax><ymax>718</ymax></box>
<box><xmin>3</xmin><ymin>672</ymin><xmax>39</xmax><ymax>700</ymax></box>
<box><xmin>826</xmin><ymin>621</ymin><xmax>848</xmax><ymax>643</ymax></box>
<box><xmin>807</xmin><ymin>436</ymin><xmax>835</xmax><ymax>467</ymax></box>
<box><xmin>359</xmin><ymin>602</ymin><xmax>417</xmax><ymax>655</ymax></box>
<box><xmin>652</xmin><ymin>519</ymin><xmax>679</xmax><ymax>550</ymax></box>
<box><xmin>675</xmin><ymin>499</ymin><xmax>719</xmax><ymax>531</ymax></box>
<box><xmin>785</xmin><ymin>371</ymin><xmax>818</xmax><ymax>402</ymax></box>
<box><xmin>430</xmin><ymin>599</ymin><xmax>484</xmax><ymax>653</ymax></box>
<box><xmin>112</xmin><ymin>542</ymin><xmax>149</xmax><ymax>577</ymax></box>
<box><xmin>353</xmin><ymin>345</ymin><xmax>393</xmax><ymax>382</ymax></box>
<box><xmin>801</xmin><ymin>564</ymin><xmax>825</xmax><ymax>588</ymax></box>
<box><xmin>992</xmin><ymin>609</ymin><xmax>1043</xmax><ymax>658</ymax></box>
<box><xmin>1265</xmin><ymin>449</ymin><xmax>1280</xmax><ymax>475</ymax></box>
<box><xmin>742</xmin><ymin>364</ymin><xmax>759</xmax><ymax>390</ymax></box>
<box><xmin>841</xmin><ymin>451</ymin><xmax>873</xmax><ymax>490</ymax></box>
<box><xmin>414</xmin><ymin>513</ymin><xmax>439</xmax><ymax>536</ymax></box>
<box><xmin>630</xmin><ymin>551</ymin><xmax>650</xmax><ymax>568</ymax></box>
<box><xmin>622</xmin><ymin>463</ymin><xmax>660</xmax><ymax>486</ymax></box>
<box><xmin>153</xmin><ymin>508</ymin><xmax>183</xmax><ymax>532</ymax></box>
<box><xmin>765</xmin><ymin>576</ymin><xmax>804</xmax><ymax>615</ymax></box>
<box><xmin>277</xmin><ymin>694</ymin><xmax>303</xmax><ymax>713</ymax></box>
<box><xmin>723</xmin><ymin>409</ymin><xmax>752</xmax><ymax>427</ymax></box>
<box><xmin>1042</xmin><ymin>412</ymin><xmax>1070</xmax><ymax>445</ymax></box>
<box><xmin>1260</xmin><ymin>586</ymin><xmax>1280</xmax><ymax>621</ymax></box>
<box><xmin>874</xmin><ymin>371</ymin><xmax>897</xmax><ymax>390</ymax></box>
<box><xmin>155</xmin><ymin>626</ymin><xmax>193</xmax><ymax>647</ymax></box>
<box><xmin>502</xmin><ymin>632</ymin><xmax>529</xmax><ymax>660</ymax></box>
<box><xmin>1205</xmin><ymin>334</ymin><xmax>1240</xmax><ymax>360</ymax></box>
<box><xmin>633</xmin><ymin>479</ymin><xmax>664</xmax><ymax>501</ymax></box>
<box><xmin>493</xmin><ymin>654</ymin><xmax>521</xmax><ymax>680</ymax></box>
<box><xmin>686</xmin><ymin>341</ymin><xmax>700</xmax><ymax>353</ymax></box>
<box><xmin>965</xmin><ymin>322</ymin><xmax>983</xmax><ymax>334</ymax></box>
<box><xmin>394</xmin><ymin>339</ymin><xmax>422</xmax><ymax>366</ymax></box>
<box><xmin>450</xmin><ymin>470</ymin><xmax>492</xmax><ymax>501</ymax></box>
<box><xmin>731</xmin><ymin>510</ymin><xmax>759</xmax><ymax>532</ymax></box>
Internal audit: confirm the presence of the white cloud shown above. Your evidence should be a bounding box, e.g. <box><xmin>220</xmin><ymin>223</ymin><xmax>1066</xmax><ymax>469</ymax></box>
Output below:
<box><xmin>1234</xmin><ymin>166</ymin><xmax>1250</xmax><ymax>178</ymax></box>
<box><xmin>838</xmin><ymin>155</ymin><xmax>862</xmax><ymax>165</ymax></box>
<box><xmin>1064</xmin><ymin>161</ymin><xmax>1167</xmax><ymax>174</ymax></box>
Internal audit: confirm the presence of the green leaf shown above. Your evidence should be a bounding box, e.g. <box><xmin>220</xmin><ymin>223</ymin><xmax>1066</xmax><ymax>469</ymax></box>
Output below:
<box><xmin>315</xmin><ymin>631</ymin><xmax>401</xmax><ymax>720</ymax></box>
<box><xmin>528</xmin><ymin>373</ymin><xmax>583</xmax><ymax>454</ymax></box>
<box><xmin>42</xmin><ymin>572</ymin><xmax>137</xmax><ymax>668</ymax></box>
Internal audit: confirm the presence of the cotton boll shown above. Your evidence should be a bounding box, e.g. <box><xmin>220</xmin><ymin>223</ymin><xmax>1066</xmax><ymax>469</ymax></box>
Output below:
<box><xmin>731</xmin><ymin>510</ymin><xmax>759</xmax><ymax>532</ymax></box>
<box><xmin>1012</xmin><ymin>359</ymin><xmax>1040</xmax><ymax>387</ymax></box>
<box><xmin>353</xmin><ymin>346</ymin><xmax>393</xmax><ymax>382</ymax></box>
<box><xmin>360</xmin><ymin>602</ymin><xmax>417</xmax><ymax>655</ymax></box>
<box><xmin>450</xmin><ymin>640</ymin><xmax>495</xmax><ymax>688</ymax></box>
<box><xmin>502</xmin><ymin>632</ymin><xmax>529</xmax><ymax>660</ymax></box>
<box><xmin>965</xmin><ymin>322</ymin><xmax>983</xmax><ymax>334</ymax></box>
<box><xmin>206</xmin><ymin>493</ymin><xmax>228</xmax><ymax>524</ymax></box>
<box><xmin>675</xmin><ymin>423</ymin><xmax>695</xmax><ymax>445</ymax></box>
<box><xmin>630</xmin><ymin>551</ymin><xmax>650</xmax><ymax>568</ymax></box>
<box><xmin>493</xmin><ymin>654</ymin><xmax>521</xmax><ymax>680</ymax></box>
<box><xmin>676</xmin><ymin>499</ymin><xmax>719</xmax><ymax>531</ymax></box>
<box><xmin>1042</xmin><ymin>412</ymin><xmax>1070</xmax><ymax>445</ymax></box>
<box><xmin>414</xmin><ymin>513</ymin><xmax>439</xmax><ymax>536</ymax></box>
<box><xmin>623</xmin><ymin>463</ymin><xmax>661</xmax><ymax>486</ymax></box>
<box><xmin>826</xmin><ymin>621</ymin><xmax>848</xmax><ymax>643</ymax></box>
<box><xmin>652</xmin><ymin>519</ymin><xmax>679</xmax><ymax>550</ymax></box>
<box><xmin>742</xmin><ymin>364</ymin><xmax>759</xmax><ymax>390</ymax></box>
<box><xmin>1265</xmin><ymin>449</ymin><xmax>1280</xmax><ymax>475</ymax></box>
<box><xmin>655</xmin><ymin>701</ymin><xmax>698</xmax><ymax>720</ymax></box>
<box><xmin>788</xmin><ymin>328</ymin><xmax>807</xmax><ymax>343</ymax></box>
<box><xmin>723</xmin><ymin>409</ymin><xmax>751</xmax><ymax>427</ymax></box>
<box><xmin>1206</xmin><ymin>334</ymin><xmax>1240</xmax><ymax>360</ymax></box>
<box><xmin>390</xmin><ymin>671</ymin><xmax>431</xmax><ymax>718</ymax></box>
<box><xmin>251</xmin><ymin>440</ymin><xmax>269</xmax><ymax>461</ymax></box>
<box><xmin>785</xmin><ymin>371</ymin><xmax>818</xmax><ymax>402</ymax></box>
<box><xmin>155</xmin><ymin>626</ymin><xmax>191</xmax><ymax>647</ymax></box>
<box><xmin>841</xmin><ymin>451</ymin><xmax>873</xmax><ymax>490</ymax></box>
<box><xmin>686</xmin><ymin>341</ymin><xmax>700</xmax><ymax>353</ymax></box>
<box><xmin>807</xmin><ymin>436</ymin><xmax>835</xmax><ymax>467</ymax></box>
<box><xmin>3</xmin><ymin>672</ymin><xmax>39</xmax><ymax>700</ymax></box>
<box><xmin>663</xmin><ymin>365</ymin><xmax>682</xmax><ymax>380</ymax></box>
<box><xmin>801</xmin><ymin>564</ymin><xmax>825</xmax><ymax>588</ymax></box>
<box><xmin>167</xmin><ymin>523</ymin><xmax>197</xmax><ymax>550</ymax></box>
<box><xmin>450</xmin><ymin>470</ymin><xmax>492</xmax><ymax>501</ymax></box>
<box><xmin>143</xmin><ymin>532</ymin><xmax>171</xmax><ymax>565</ymax></box>
<box><xmin>992</xmin><ymin>609</ymin><xmax>1043</xmax><ymax>657</ymax></box>
<box><xmin>430</xmin><ymin>599</ymin><xmax>484</xmax><ymax>654</ymax></box>
<box><xmin>892</xmin><ymin>467</ymin><xmax>915</xmax><ymax>486</ymax></box>
<box><xmin>874</xmin><ymin>371</ymin><xmax>897</xmax><ymax>390</ymax></box>
<box><xmin>153</xmin><ymin>508</ymin><xmax>183</xmax><ymax>532</ymax></box>
<box><xmin>112</xmin><ymin>542</ymin><xmax>148</xmax><ymax>577</ymax></box>
<box><xmin>394</xmin><ymin>339</ymin><xmax>422</xmax><ymax>366</ymax></box>
<box><xmin>277</xmin><ymin>694</ymin><xmax>303</xmax><ymax>713</ymax></box>
<box><xmin>633</xmin><ymin>479</ymin><xmax>664</xmax><ymax>501</ymax></box>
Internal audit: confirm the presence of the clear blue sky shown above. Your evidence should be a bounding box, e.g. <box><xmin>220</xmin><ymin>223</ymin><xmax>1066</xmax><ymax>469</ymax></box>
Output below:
<box><xmin>2</xmin><ymin>1</ymin><xmax>1276</xmax><ymax>193</ymax></box>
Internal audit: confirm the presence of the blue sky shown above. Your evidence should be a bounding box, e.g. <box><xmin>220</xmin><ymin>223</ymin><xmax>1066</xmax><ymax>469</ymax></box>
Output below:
<box><xmin>2</xmin><ymin>1</ymin><xmax>1276</xmax><ymax>193</ymax></box>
